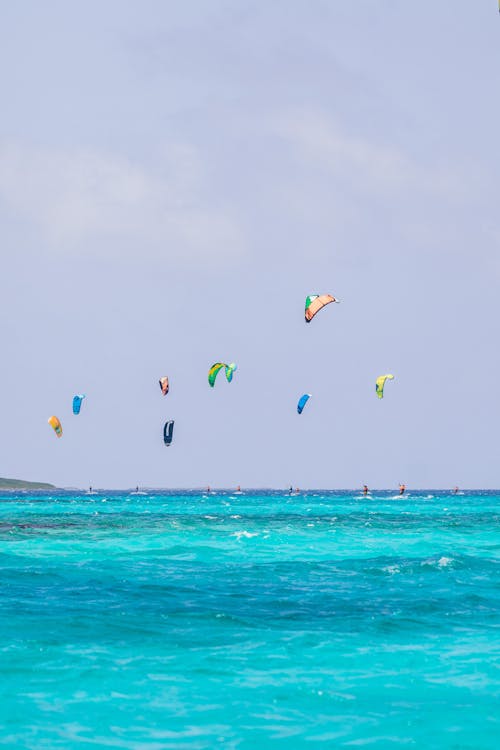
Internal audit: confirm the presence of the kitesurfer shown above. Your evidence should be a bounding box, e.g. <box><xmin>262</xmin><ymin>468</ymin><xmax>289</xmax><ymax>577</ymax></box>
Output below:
<box><xmin>399</xmin><ymin>483</ymin><xmax>406</xmax><ymax>496</ymax></box>
<box><xmin>363</xmin><ymin>485</ymin><xmax>369</xmax><ymax>496</ymax></box>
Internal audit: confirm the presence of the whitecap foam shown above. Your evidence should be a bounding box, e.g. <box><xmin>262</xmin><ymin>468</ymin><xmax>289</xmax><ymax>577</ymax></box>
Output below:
<box><xmin>421</xmin><ymin>556</ymin><xmax>453</xmax><ymax>568</ymax></box>
<box><xmin>383</xmin><ymin>565</ymin><xmax>400</xmax><ymax>575</ymax></box>
<box><xmin>438</xmin><ymin>556</ymin><xmax>453</xmax><ymax>567</ymax></box>
<box><xmin>232</xmin><ymin>530</ymin><xmax>258</xmax><ymax>540</ymax></box>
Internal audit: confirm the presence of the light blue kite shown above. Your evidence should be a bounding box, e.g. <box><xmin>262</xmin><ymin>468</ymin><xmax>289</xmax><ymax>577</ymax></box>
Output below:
<box><xmin>297</xmin><ymin>393</ymin><xmax>311</xmax><ymax>414</ymax></box>
<box><xmin>72</xmin><ymin>394</ymin><xmax>86</xmax><ymax>415</ymax></box>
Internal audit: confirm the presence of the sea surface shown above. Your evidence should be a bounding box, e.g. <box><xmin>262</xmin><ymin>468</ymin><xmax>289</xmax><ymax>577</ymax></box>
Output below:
<box><xmin>0</xmin><ymin>489</ymin><xmax>499</xmax><ymax>749</ymax></box>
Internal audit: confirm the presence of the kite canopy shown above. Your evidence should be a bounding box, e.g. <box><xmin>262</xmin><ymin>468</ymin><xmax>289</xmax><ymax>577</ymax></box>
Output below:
<box><xmin>48</xmin><ymin>416</ymin><xmax>63</xmax><ymax>437</ymax></box>
<box><xmin>208</xmin><ymin>362</ymin><xmax>237</xmax><ymax>387</ymax></box>
<box><xmin>375</xmin><ymin>374</ymin><xmax>394</xmax><ymax>399</ymax></box>
<box><xmin>163</xmin><ymin>420</ymin><xmax>174</xmax><ymax>446</ymax></box>
<box><xmin>226</xmin><ymin>363</ymin><xmax>237</xmax><ymax>383</ymax></box>
<box><xmin>297</xmin><ymin>393</ymin><xmax>311</xmax><ymax>414</ymax></box>
<box><xmin>159</xmin><ymin>376</ymin><xmax>169</xmax><ymax>396</ymax></box>
<box><xmin>72</xmin><ymin>395</ymin><xmax>85</xmax><ymax>415</ymax></box>
<box><xmin>305</xmin><ymin>294</ymin><xmax>339</xmax><ymax>323</ymax></box>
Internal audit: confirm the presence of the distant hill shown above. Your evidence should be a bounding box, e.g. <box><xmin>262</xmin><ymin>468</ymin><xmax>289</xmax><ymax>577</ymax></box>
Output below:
<box><xmin>0</xmin><ymin>477</ymin><xmax>56</xmax><ymax>490</ymax></box>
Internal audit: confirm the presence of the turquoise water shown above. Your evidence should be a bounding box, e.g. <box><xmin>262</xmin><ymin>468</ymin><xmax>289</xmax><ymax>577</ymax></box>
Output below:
<box><xmin>0</xmin><ymin>490</ymin><xmax>499</xmax><ymax>749</ymax></box>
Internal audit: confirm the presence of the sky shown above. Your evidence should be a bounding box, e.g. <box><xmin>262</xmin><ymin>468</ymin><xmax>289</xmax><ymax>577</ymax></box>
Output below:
<box><xmin>1</xmin><ymin>1</ymin><xmax>499</xmax><ymax>489</ymax></box>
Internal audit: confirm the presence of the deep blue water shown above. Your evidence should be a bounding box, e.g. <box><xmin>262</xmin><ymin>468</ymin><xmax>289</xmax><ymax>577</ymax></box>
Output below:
<box><xmin>0</xmin><ymin>489</ymin><xmax>499</xmax><ymax>748</ymax></box>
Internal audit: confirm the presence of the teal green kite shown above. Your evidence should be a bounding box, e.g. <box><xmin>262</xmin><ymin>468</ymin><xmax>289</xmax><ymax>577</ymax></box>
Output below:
<box><xmin>208</xmin><ymin>362</ymin><xmax>237</xmax><ymax>387</ymax></box>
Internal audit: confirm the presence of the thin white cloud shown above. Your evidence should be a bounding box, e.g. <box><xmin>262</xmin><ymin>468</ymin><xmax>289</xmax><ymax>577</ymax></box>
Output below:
<box><xmin>249</xmin><ymin>109</ymin><xmax>484</xmax><ymax>263</ymax></box>
<box><xmin>0</xmin><ymin>141</ymin><xmax>244</xmax><ymax>263</ymax></box>
<box><xmin>273</xmin><ymin>111</ymin><xmax>463</xmax><ymax>199</ymax></box>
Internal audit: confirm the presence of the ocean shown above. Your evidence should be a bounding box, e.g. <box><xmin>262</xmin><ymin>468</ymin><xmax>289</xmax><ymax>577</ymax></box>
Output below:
<box><xmin>0</xmin><ymin>489</ymin><xmax>498</xmax><ymax>749</ymax></box>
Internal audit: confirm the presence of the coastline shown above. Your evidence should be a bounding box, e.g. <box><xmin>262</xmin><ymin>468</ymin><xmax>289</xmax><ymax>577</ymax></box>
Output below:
<box><xmin>0</xmin><ymin>477</ymin><xmax>56</xmax><ymax>490</ymax></box>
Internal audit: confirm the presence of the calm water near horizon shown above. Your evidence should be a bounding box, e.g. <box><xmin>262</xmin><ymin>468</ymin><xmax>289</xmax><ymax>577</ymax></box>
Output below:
<box><xmin>0</xmin><ymin>489</ymin><xmax>499</xmax><ymax>748</ymax></box>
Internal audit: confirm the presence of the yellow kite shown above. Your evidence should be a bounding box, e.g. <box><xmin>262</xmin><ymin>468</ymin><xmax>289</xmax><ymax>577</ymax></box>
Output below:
<box><xmin>375</xmin><ymin>374</ymin><xmax>394</xmax><ymax>399</ymax></box>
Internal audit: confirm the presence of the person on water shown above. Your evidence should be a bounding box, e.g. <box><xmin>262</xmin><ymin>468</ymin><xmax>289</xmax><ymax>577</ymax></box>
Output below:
<box><xmin>363</xmin><ymin>485</ymin><xmax>369</xmax><ymax>496</ymax></box>
<box><xmin>399</xmin><ymin>483</ymin><xmax>406</xmax><ymax>496</ymax></box>
<box><xmin>453</xmin><ymin>486</ymin><xmax>459</xmax><ymax>495</ymax></box>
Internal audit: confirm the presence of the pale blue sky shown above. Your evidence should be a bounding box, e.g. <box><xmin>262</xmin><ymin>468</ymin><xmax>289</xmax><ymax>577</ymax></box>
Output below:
<box><xmin>1</xmin><ymin>1</ymin><xmax>499</xmax><ymax>488</ymax></box>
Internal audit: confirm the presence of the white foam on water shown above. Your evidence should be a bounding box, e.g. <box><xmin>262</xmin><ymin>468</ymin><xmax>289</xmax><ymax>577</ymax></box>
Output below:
<box><xmin>383</xmin><ymin>565</ymin><xmax>400</xmax><ymax>575</ymax></box>
<box><xmin>421</xmin><ymin>556</ymin><xmax>453</xmax><ymax>568</ymax></box>
<box><xmin>232</xmin><ymin>530</ymin><xmax>258</xmax><ymax>541</ymax></box>
<box><xmin>438</xmin><ymin>556</ymin><xmax>453</xmax><ymax>567</ymax></box>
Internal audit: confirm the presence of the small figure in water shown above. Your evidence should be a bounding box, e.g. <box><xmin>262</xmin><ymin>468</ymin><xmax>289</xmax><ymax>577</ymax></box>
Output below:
<box><xmin>136</xmin><ymin>486</ymin><xmax>139</xmax><ymax>493</ymax></box>
<box><xmin>399</xmin><ymin>483</ymin><xmax>406</xmax><ymax>496</ymax></box>
<box><xmin>363</xmin><ymin>485</ymin><xmax>369</xmax><ymax>496</ymax></box>
<box><xmin>288</xmin><ymin>485</ymin><xmax>293</xmax><ymax>495</ymax></box>
<box><xmin>206</xmin><ymin>486</ymin><xmax>210</xmax><ymax>493</ymax></box>
<box><xmin>236</xmin><ymin>485</ymin><xmax>241</xmax><ymax>492</ymax></box>
<box><xmin>453</xmin><ymin>486</ymin><xmax>459</xmax><ymax>495</ymax></box>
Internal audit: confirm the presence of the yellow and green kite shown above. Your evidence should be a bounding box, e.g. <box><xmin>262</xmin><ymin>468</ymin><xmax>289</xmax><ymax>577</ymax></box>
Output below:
<box><xmin>375</xmin><ymin>374</ymin><xmax>394</xmax><ymax>399</ymax></box>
